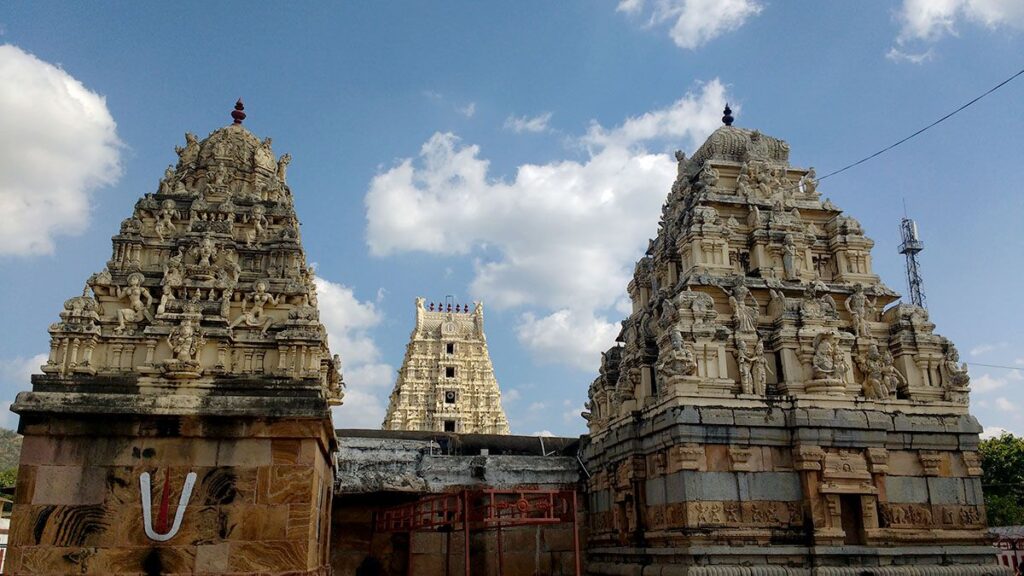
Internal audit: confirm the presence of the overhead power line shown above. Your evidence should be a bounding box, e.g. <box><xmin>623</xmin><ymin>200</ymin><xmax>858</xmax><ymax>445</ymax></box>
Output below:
<box><xmin>815</xmin><ymin>65</ymin><xmax>1024</xmax><ymax>184</ymax></box>
<box><xmin>970</xmin><ymin>362</ymin><xmax>1024</xmax><ymax>372</ymax></box>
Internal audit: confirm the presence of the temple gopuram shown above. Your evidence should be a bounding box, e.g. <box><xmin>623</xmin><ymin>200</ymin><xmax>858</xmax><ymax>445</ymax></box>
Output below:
<box><xmin>383</xmin><ymin>298</ymin><xmax>510</xmax><ymax>434</ymax></box>
<box><xmin>581</xmin><ymin>107</ymin><xmax>1003</xmax><ymax>574</ymax></box>
<box><xmin>7</xmin><ymin>102</ymin><xmax>342</xmax><ymax>575</ymax></box>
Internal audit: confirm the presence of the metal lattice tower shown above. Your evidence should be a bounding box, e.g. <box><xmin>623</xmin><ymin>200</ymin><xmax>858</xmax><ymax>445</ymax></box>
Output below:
<box><xmin>898</xmin><ymin>217</ymin><xmax>927</xmax><ymax>308</ymax></box>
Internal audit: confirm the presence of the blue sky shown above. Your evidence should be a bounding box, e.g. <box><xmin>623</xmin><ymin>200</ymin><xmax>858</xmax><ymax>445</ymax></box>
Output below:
<box><xmin>0</xmin><ymin>1</ymin><xmax>1022</xmax><ymax>437</ymax></box>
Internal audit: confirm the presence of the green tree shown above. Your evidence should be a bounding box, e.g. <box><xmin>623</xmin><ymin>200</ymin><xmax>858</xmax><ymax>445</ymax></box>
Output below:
<box><xmin>979</xmin><ymin>432</ymin><xmax>1024</xmax><ymax>526</ymax></box>
<box><xmin>0</xmin><ymin>468</ymin><xmax>15</xmax><ymax>488</ymax></box>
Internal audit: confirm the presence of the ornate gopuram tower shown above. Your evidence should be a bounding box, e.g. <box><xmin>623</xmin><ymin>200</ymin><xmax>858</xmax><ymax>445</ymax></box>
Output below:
<box><xmin>382</xmin><ymin>298</ymin><xmax>510</xmax><ymax>434</ymax></box>
<box><xmin>7</xmin><ymin>102</ymin><xmax>344</xmax><ymax>575</ymax></box>
<box><xmin>581</xmin><ymin>110</ymin><xmax>1004</xmax><ymax>575</ymax></box>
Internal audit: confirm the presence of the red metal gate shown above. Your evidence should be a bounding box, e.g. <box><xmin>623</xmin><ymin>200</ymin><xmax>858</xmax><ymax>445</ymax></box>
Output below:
<box><xmin>375</xmin><ymin>489</ymin><xmax>582</xmax><ymax>576</ymax></box>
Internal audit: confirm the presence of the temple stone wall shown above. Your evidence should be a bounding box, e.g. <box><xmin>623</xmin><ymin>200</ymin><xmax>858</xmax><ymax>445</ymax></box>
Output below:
<box><xmin>581</xmin><ymin>113</ymin><xmax>1006</xmax><ymax>574</ymax></box>
<box><xmin>7</xmin><ymin>414</ymin><xmax>333</xmax><ymax>575</ymax></box>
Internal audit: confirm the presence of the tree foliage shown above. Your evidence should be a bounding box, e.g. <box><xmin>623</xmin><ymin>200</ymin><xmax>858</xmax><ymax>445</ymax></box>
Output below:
<box><xmin>980</xmin><ymin>432</ymin><xmax>1024</xmax><ymax>526</ymax></box>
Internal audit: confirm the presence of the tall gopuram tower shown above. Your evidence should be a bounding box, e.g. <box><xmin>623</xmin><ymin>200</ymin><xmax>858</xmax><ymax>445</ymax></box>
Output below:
<box><xmin>383</xmin><ymin>298</ymin><xmax>511</xmax><ymax>434</ymax></box>
<box><xmin>581</xmin><ymin>109</ymin><xmax>1003</xmax><ymax>575</ymax></box>
<box><xmin>7</xmin><ymin>102</ymin><xmax>344</xmax><ymax>575</ymax></box>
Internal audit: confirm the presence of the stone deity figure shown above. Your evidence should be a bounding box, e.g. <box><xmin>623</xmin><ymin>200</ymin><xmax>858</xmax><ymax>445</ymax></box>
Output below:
<box><xmin>940</xmin><ymin>344</ymin><xmax>970</xmax><ymax>388</ymax></box>
<box><xmin>115</xmin><ymin>272</ymin><xmax>154</xmax><ymax>333</ymax></box>
<box><xmin>735</xmin><ymin>341</ymin><xmax>754</xmax><ymax>395</ymax></box>
<box><xmin>750</xmin><ymin>340</ymin><xmax>772</xmax><ymax>395</ymax></box>
<box><xmin>880</xmin><ymin>350</ymin><xmax>906</xmax><ymax>397</ymax></box>
<box><xmin>229</xmin><ymin>280</ymin><xmax>278</xmax><ymax>336</ymax></box>
<box><xmin>696</xmin><ymin>164</ymin><xmax>719</xmax><ymax>192</ymax></box>
<box><xmin>860</xmin><ymin>344</ymin><xmax>888</xmax><ymax>398</ymax></box>
<box><xmin>721</xmin><ymin>282</ymin><xmax>758</xmax><ymax>333</ymax></box>
<box><xmin>154</xmin><ymin>199</ymin><xmax>177</xmax><ymax>241</ymax></box>
<box><xmin>159</xmin><ymin>165</ymin><xmax>176</xmax><ymax>195</ymax></box>
<box><xmin>657</xmin><ymin>339</ymin><xmax>697</xmax><ymax>383</ymax></box>
<box><xmin>192</xmin><ymin>237</ymin><xmax>219</xmax><ymax>267</ymax></box>
<box><xmin>782</xmin><ymin>234</ymin><xmax>799</xmax><ymax>280</ymax></box>
<box><xmin>799</xmin><ymin>167</ymin><xmax>817</xmax><ymax>195</ymax></box>
<box><xmin>812</xmin><ymin>332</ymin><xmax>837</xmax><ymax>380</ymax></box>
<box><xmin>845</xmin><ymin>283</ymin><xmax>877</xmax><ymax>338</ymax></box>
<box><xmin>156</xmin><ymin>290</ymin><xmax>175</xmax><ymax>316</ymax></box>
<box><xmin>736</xmin><ymin>168</ymin><xmax>753</xmax><ymax>197</ymax></box>
<box><xmin>277</xmin><ymin>153</ymin><xmax>292</xmax><ymax>183</ymax></box>
<box><xmin>247</xmin><ymin>204</ymin><xmax>269</xmax><ymax>247</ymax></box>
<box><xmin>220</xmin><ymin>289</ymin><xmax>233</xmax><ymax>318</ymax></box>
<box><xmin>175</xmin><ymin>132</ymin><xmax>200</xmax><ymax>168</ymax></box>
<box><xmin>254</xmin><ymin>137</ymin><xmax>275</xmax><ymax>172</ymax></box>
<box><xmin>167</xmin><ymin>318</ymin><xmax>204</xmax><ymax>364</ymax></box>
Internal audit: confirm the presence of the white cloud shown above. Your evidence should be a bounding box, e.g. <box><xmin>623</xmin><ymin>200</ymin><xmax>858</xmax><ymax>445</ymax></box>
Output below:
<box><xmin>897</xmin><ymin>0</ymin><xmax>1024</xmax><ymax>42</ymax></box>
<box><xmin>885</xmin><ymin>47</ymin><xmax>935</xmax><ymax>64</ymax></box>
<box><xmin>504</xmin><ymin>112</ymin><xmax>553</xmax><ymax>134</ymax></box>
<box><xmin>517</xmin><ymin>310</ymin><xmax>620</xmax><ymax>371</ymax></box>
<box><xmin>528</xmin><ymin>401</ymin><xmax>547</xmax><ymax>412</ymax></box>
<box><xmin>890</xmin><ymin>0</ymin><xmax>1024</xmax><ymax>60</ymax></box>
<box><xmin>365</xmin><ymin>80</ymin><xmax>728</xmax><ymax>372</ymax></box>
<box><xmin>0</xmin><ymin>44</ymin><xmax>122</xmax><ymax>256</ymax></box>
<box><xmin>619</xmin><ymin>0</ymin><xmax>764</xmax><ymax>50</ymax></box>
<box><xmin>996</xmin><ymin>397</ymin><xmax>1018</xmax><ymax>412</ymax></box>
<box><xmin>458</xmin><ymin>102</ymin><xmax>476</xmax><ymax>118</ymax></box>
<box><xmin>504</xmin><ymin>388</ymin><xmax>522</xmax><ymax>403</ymax></box>
<box><xmin>981</xmin><ymin>425</ymin><xmax>1014</xmax><ymax>439</ymax></box>
<box><xmin>969</xmin><ymin>343</ymin><xmax>997</xmax><ymax>357</ymax></box>
<box><xmin>531</xmin><ymin>430</ymin><xmax>555</xmax><ymax>437</ymax></box>
<box><xmin>315</xmin><ymin>276</ymin><xmax>394</xmax><ymax>428</ymax></box>
<box><xmin>973</xmin><ymin>373</ymin><xmax>1009</xmax><ymax>393</ymax></box>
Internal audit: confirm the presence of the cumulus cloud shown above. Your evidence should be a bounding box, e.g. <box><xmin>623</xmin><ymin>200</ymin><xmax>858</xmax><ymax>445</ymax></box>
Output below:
<box><xmin>995</xmin><ymin>397</ymin><xmax>1018</xmax><ymax>412</ymax></box>
<box><xmin>365</xmin><ymin>80</ymin><xmax>728</xmax><ymax>371</ymax></box>
<box><xmin>458</xmin><ymin>102</ymin><xmax>477</xmax><ymax>118</ymax></box>
<box><xmin>315</xmin><ymin>276</ymin><xmax>394</xmax><ymax>428</ymax></box>
<box><xmin>618</xmin><ymin>0</ymin><xmax>764</xmax><ymax>50</ymax></box>
<box><xmin>0</xmin><ymin>44</ymin><xmax>122</xmax><ymax>256</ymax></box>
<box><xmin>890</xmin><ymin>0</ymin><xmax>1024</xmax><ymax>61</ymax></box>
<box><xmin>504</xmin><ymin>112</ymin><xmax>553</xmax><ymax>134</ymax></box>
<box><xmin>972</xmin><ymin>369</ymin><xmax>1022</xmax><ymax>394</ymax></box>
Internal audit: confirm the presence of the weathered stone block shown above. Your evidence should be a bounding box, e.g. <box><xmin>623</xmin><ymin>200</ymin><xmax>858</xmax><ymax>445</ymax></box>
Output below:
<box><xmin>885</xmin><ymin>476</ymin><xmax>929</xmax><ymax>504</ymax></box>
<box><xmin>681</xmin><ymin>471</ymin><xmax>739</xmax><ymax>501</ymax></box>
<box><xmin>927</xmin><ymin>477</ymin><xmax>966</xmax><ymax>505</ymax></box>
<box><xmin>744</xmin><ymin>472</ymin><xmax>802</xmax><ymax>501</ymax></box>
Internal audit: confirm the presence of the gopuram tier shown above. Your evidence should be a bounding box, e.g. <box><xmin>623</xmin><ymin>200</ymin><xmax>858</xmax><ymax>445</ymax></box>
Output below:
<box><xmin>581</xmin><ymin>110</ymin><xmax>1003</xmax><ymax>575</ymax></box>
<box><xmin>7</xmin><ymin>102</ymin><xmax>342</xmax><ymax>576</ymax></box>
<box><xmin>383</xmin><ymin>298</ymin><xmax>510</xmax><ymax>434</ymax></box>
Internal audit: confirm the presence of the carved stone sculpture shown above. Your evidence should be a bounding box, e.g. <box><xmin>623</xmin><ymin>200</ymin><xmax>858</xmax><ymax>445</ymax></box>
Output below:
<box><xmin>115</xmin><ymin>272</ymin><xmax>153</xmax><ymax>333</ymax></box>
<box><xmin>229</xmin><ymin>280</ymin><xmax>277</xmax><ymax>336</ymax></box>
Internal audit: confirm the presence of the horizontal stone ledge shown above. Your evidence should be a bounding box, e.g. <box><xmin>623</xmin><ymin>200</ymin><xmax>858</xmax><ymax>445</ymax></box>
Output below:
<box><xmin>11</xmin><ymin>391</ymin><xmax>330</xmax><ymax>419</ymax></box>
<box><xmin>586</xmin><ymin>544</ymin><xmax>1001</xmax><ymax>557</ymax></box>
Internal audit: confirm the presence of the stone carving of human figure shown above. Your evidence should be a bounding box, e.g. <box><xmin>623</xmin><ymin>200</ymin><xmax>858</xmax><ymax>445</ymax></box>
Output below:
<box><xmin>940</xmin><ymin>344</ymin><xmax>970</xmax><ymax>388</ymax></box>
<box><xmin>812</xmin><ymin>332</ymin><xmax>836</xmax><ymax>380</ymax></box>
<box><xmin>860</xmin><ymin>344</ymin><xmax>888</xmax><ymax>398</ymax></box>
<box><xmin>782</xmin><ymin>234</ymin><xmax>798</xmax><ymax>280</ymax></box>
<box><xmin>720</xmin><ymin>282</ymin><xmax>758</xmax><ymax>333</ymax></box>
<box><xmin>229</xmin><ymin>280</ymin><xmax>278</xmax><ymax>336</ymax></box>
<box><xmin>800</xmin><ymin>167</ymin><xmax>817</xmax><ymax>195</ymax></box>
<box><xmin>844</xmin><ymin>283</ymin><xmax>877</xmax><ymax>338</ymax></box>
<box><xmin>750</xmin><ymin>339</ymin><xmax>772</xmax><ymax>395</ymax></box>
<box><xmin>220</xmin><ymin>289</ymin><xmax>233</xmax><ymax>318</ymax></box>
<box><xmin>175</xmin><ymin>132</ymin><xmax>200</xmax><ymax>168</ymax></box>
<box><xmin>247</xmin><ymin>204</ymin><xmax>269</xmax><ymax>247</ymax></box>
<box><xmin>115</xmin><ymin>272</ymin><xmax>154</xmax><ymax>333</ymax></box>
<box><xmin>159</xmin><ymin>165</ymin><xmax>176</xmax><ymax>195</ymax></box>
<box><xmin>254</xmin><ymin>137</ymin><xmax>275</xmax><ymax>171</ymax></box>
<box><xmin>697</xmin><ymin>164</ymin><xmax>719</xmax><ymax>192</ymax></box>
<box><xmin>277</xmin><ymin>153</ymin><xmax>292</xmax><ymax>183</ymax></box>
<box><xmin>167</xmin><ymin>318</ymin><xmax>204</xmax><ymax>364</ymax></box>
<box><xmin>880</xmin><ymin>350</ymin><xmax>906</xmax><ymax>397</ymax></box>
<box><xmin>736</xmin><ymin>163</ymin><xmax>753</xmax><ymax>197</ymax></box>
<box><xmin>154</xmin><ymin>199</ymin><xmax>177</xmax><ymax>241</ymax></box>
<box><xmin>192</xmin><ymin>237</ymin><xmax>219</xmax><ymax>267</ymax></box>
<box><xmin>735</xmin><ymin>341</ymin><xmax>754</xmax><ymax>395</ymax></box>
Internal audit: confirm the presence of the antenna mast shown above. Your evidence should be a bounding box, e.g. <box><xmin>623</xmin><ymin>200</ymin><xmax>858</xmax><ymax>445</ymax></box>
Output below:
<box><xmin>898</xmin><ymin>216</ymin><xmax>927</xmax><ymax>308</ymax></box>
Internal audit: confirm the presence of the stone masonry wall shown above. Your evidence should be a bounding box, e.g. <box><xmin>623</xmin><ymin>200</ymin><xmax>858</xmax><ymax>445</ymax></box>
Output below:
<box><xmin>6</xmin><ymin>414</ymin><xmax>334</xmax><ymax>576</ymax></box>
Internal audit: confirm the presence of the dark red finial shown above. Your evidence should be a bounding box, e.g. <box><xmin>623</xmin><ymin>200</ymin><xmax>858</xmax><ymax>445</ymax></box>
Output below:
<box><xmin>231</xmin><ymin>99</ymin><xmax>246</xmax><ymax>125</ymax></box>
